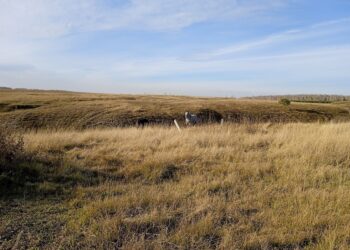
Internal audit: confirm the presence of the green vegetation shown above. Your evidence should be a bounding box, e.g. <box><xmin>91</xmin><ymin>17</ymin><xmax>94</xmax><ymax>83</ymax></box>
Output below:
<box><xmin>278</xmin><ymin>98</ymin><xmax>291</xmax><ymax>106</ymax></box>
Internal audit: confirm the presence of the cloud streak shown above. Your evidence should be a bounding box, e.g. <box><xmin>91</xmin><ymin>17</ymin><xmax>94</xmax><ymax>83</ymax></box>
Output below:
<box><xmin>191</xmin><ymin>17</ymin><xmax>350</xmax><ymax>60</ymax></box>
<box><xmin>107</xmin><ymin>45</ymin><xmax>350</xmax><ymax>78</ymax></box>
<box><xmin>103</xmin><ymin>17</ymin><xmax>350</xmax><ymax>79</ymax></box>
<box><xmin>0</xmin><ymin>0</ymin><xmax>290</xmax><ymax>38</ymax></box>
<box><xmin>1</xmin><ymin>0</ymin><xmax>350</xmax><ymax>96</ymax></box>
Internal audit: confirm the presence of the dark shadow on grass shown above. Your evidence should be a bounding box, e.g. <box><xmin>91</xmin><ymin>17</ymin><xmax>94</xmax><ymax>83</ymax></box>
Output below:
<box><xmin>245</xmin><ymin>236</ymin><xmax>318</xmax><ymax>250</ymax></box>
<box><xmin>0</xmin><ymin>160</ymin><xmax>124</xmax><ymax>199</ymax></box>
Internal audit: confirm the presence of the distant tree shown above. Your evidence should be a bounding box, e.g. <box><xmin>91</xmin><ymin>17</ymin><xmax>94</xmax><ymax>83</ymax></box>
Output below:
<box><xmin>244</xmin><ymin>95</ymin><xmax>350</xmax><ymax>102</ymax></box>
<box><xmin>279</xmin><ymin>98</ymin><xmax>291</xmax><ymax>106</ymax></box>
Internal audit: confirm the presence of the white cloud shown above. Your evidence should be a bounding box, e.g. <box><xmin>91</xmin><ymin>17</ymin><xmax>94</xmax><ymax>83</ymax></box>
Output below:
<box><xmin>107</xmin><ymin>45</ymin><xmax>350</xmax><ymax>78</ymax></box>
<box><xmin>1</xmin><ymin>1</ymin><xmax>350</xmax><ymax>96</ymax></box>
<box><xmin>191</xmin><ymin>17</ymin><xmax>350</xmax><ymax>60</ymax></box>
<box><xmin>1</xmin><ymin>44</ymin><xmax>349</xmax><ymax>96</ymax></box>
<box><xmin>0</xmin><ymin>0</ymin><xmax>98</xmax><ymax>38</ymax></box>
<box><xmin>0</xmin><ymin>0</ymin><xmax>290</xmax><ymax>38</ymax></box>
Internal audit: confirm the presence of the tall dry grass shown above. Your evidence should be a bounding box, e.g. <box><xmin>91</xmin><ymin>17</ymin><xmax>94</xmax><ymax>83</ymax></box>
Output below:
<box><xmin>0</xmin><ymin>127</ymin><xmax>24</xmax><ymax>166</ymax></box>
<box><xmin>19</xmin><ymin>123</ymin><xmax>350</xmax><ymax>249</ymax></box>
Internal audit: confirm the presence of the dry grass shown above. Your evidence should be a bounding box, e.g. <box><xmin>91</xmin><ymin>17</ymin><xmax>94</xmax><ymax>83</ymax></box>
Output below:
<box><xmin>0</xmin><ymin>123</ymin><xmax>349</xmax><ymax>249</ymax></box>
<box><xmin>1</xmin><ymin>89</ymin><xmax>350</xmax><ymax>130</ymax></box>
<box><xmin>0</xmin><ymin>127</ymin><xmax>24</xmax><ymax>166</ymax></box>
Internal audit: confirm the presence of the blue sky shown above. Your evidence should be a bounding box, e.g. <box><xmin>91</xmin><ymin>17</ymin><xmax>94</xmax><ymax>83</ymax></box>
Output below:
<box><xmin>1</xmin><ymin>0</ymin><xmax>350</xmax><ymax>97</ymax></box>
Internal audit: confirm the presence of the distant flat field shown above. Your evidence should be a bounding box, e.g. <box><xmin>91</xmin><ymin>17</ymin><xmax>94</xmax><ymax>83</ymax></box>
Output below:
<box><xmin>1</xmin><ymin>89</ymin><xmax>350</xmax><ymax>130</ymax></box>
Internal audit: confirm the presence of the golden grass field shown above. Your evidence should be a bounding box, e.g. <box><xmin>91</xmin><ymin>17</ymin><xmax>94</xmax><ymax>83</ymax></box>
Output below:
<box><xmin>2</xmin><ymin>123</ymin><xmax>350</xmax><ymax>249</ymax></box>
<box><xmin>2</xmin><ymin>90</ymin><xmax>350</xmax><ymax>249</ymax></box>
<box><xmin>1</xmin><ymin>89</ymin><xmax>350</xmax><ymax>130</ymax></box>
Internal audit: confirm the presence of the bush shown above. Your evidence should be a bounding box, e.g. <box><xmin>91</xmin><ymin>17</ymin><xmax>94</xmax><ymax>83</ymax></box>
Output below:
<box><xmin>0</xmin><ymin>127</ymin><xmax>24</xmax><ymax>167</ymax></box>
<box><xmin>279</xmin><ymin>98</ymin><xmax>291</xmax><ymax>106</ymax></box>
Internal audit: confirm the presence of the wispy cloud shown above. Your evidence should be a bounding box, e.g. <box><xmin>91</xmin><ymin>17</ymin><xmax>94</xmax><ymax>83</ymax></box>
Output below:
<box><xmin>102</xmin><ymin>17</ymin><xmax>350</xmax><ymax>78</ymax></box>
<box><xmin>1</xmin><ymin>0</ymin><xmax>350</xmax><ymax>96</ymax></box>
<box><xmin>191</xmin><ymin>17</ymin><xmax>350</xmax><ymax>60</ymax></box>
<box><xmin>106</xmin><ymin>45</ymin><xmax>350</xmax><ymax>77</ymax></box>
<box><xmin>0</xmin><ymin>0</ymin><xmax>290</xmax><ymax>38</ymax></box>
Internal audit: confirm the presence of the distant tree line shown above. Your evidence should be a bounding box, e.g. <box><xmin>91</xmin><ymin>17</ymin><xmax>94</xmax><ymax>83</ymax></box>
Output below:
<box><xmin>244</xmin><ymin>95</ymin><xmax>350</xmax><ymax>103</ymax></box>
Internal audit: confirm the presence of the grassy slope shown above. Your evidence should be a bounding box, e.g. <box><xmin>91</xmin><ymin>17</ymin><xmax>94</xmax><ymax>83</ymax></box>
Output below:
<box><xmin>2</xmin><ymin>90</ymin><xmax>350</xmax><ymax>249</ymax></box>
<box><xmin>2</xmin><ymin>123</ymin><xmax>350</xmax><ymax>249</ymax></box>
<box><xmin>1</xmin><ymin>89</ymin><xmax>350</xmax><ymax>130</ymax></box>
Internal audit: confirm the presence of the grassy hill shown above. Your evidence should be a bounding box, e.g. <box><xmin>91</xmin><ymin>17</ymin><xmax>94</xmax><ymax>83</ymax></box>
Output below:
<box><xmin>1</xmin><ymin>89</ymin><xmax>350</xmax><ymax>130</ymax></box>
<box><xmin>2</xmin><ymin>89</ymin><xmax>350</xmax><ymax>249</ymax></box>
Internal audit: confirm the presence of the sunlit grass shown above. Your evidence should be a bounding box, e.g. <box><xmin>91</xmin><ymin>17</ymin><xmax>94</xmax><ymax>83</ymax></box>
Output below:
<box><xmin>15</xmin><ymin>123</ymin><xmax>350</xmax><ymax>249</ymax></box>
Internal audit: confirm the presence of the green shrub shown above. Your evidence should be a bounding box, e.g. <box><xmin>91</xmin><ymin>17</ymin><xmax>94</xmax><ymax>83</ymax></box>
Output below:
<box><xmin>279</xmin><ymin>98</ymin><xmax>291</xmax><ymax>106</ymax></box>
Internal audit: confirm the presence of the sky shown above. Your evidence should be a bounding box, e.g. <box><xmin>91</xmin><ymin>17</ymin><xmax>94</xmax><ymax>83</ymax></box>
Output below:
<box><xmin>1</xmin><ymin>0</ymin><xmax>350</xmax><ymax>97</ymax></box>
